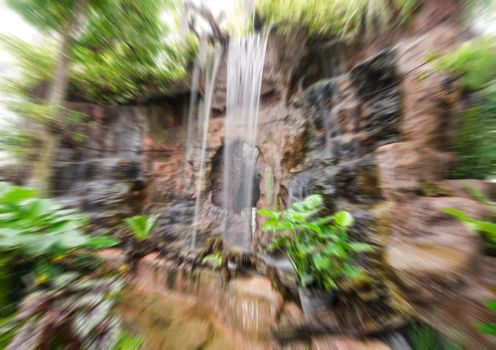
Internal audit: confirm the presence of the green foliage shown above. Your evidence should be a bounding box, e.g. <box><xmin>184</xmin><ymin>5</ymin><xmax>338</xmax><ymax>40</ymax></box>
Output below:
<box><xmin>429</xmin><ymin>37</ymin><xmax>496</xmax><ymax>179</ymax></box>
<box><xmin>256</xmin><ymin>0</ymin><xmax>418</xmax><ymax>37</ymax></box>
<box><xmin>442</xmin><ymin>207</ymin><xmax>496</xmax><ymax>252</ymax></box>
<box><xmin>0</xmin><ymin>181</ymin><xmax>119</xmax><ymax>306</ymax></box>
<box><xmin>0</xmin><ymin>35</ymin><xmax>55</xmax><ymax>98</ymax></box>
<box><xmin>125</xmin><ymin>215</ymin><xmax>158</xmax><ymax>241</ymax></box>
<box><xmin>6</xmin><ymin>0</ymin><xmax>78</xmax><ymax>32</ymax></box>
<box><xmin>202</xmin><ymin>253</ymin><xmax>223</xmax><ymax>269</ymax></box>
<box><xmin>408</xmin><ymin>321</ymin><xmax>462</xmax><ymax>350</ymax></box>
<box><xmin>0</xmin><ymin>182</ymin><xmax>119</xmax><ymax>257</ymax></box>
<box><xmin>70</xmin><ymin>0</ymin><xmax>194</xmax><ymax>103</ymax></box>
<box><xmin>474</xmin><ymin>300</ymin><xmax>496</xmax><ymax>335</ymax></box>
<box><xmin>115</xmin><ymin>329</ymin><xmax>144</xmax><ymax>350</ymax></box>
<box><xmin>429</xmin><ymin>36</ymin><xmax>496</xmax><ymax>91</ymax></box>
<box><xmin>450</xmin><ymin>82</ymin><xmax>496</xmax><ymax>179</ymax></box>
<box><xmin>0</xmin><ymin>126</ymin><xmax>39</xmax><ymax>160</ymax></box>
<box><xmin>3</xmin><ymin>0</ymin><xmax>195</xmax><ymax>105</ymax></box>
<box><xmin>0</xmin><ymin>182</ymin><xmax>125</xmax><ymax>348</ymax></box>
<box><xmin>258</xmin><ymin>194</ymin><xmax>372</xmax><ymax>291</ymax></box>
<box><xmin>0</xmin><ymin>314</ymin><xmax>17</xmax><ymax>349</ymax></box>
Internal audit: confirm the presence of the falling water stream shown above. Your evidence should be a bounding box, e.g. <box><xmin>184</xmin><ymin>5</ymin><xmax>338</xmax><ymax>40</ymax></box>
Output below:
<box><xmin>222</xmin><ymin>30</ymin><xmax>269</xmax><ymax>249</ymax></box>
<box><xmin>184</xmin><ymin>56</ymin><xmax>201</xmax><ymax>168</ymax></box>
<box><xmin>191</xmin><ymin>45</ymin><xmax>222</xmax><ymax>249</ymax></box>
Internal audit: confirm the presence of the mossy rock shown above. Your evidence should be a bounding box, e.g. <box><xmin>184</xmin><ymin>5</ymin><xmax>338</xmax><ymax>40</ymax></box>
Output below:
<box><xmin>418</xmin><ymin>180</ymin><xmax>454</xmax><ymax>197</ymax></box>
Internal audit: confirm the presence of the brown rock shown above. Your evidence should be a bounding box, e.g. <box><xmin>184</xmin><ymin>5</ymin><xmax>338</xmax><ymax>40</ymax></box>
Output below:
<box><xmin>133</xmin><ymin>255</ymin><xmax>285</xmax><ymax>340</ymax></box>
<box><xmin>226</xmin><ymin>276</ymin><xmax>284</xmax><ymax>338</ymax></box>
<box><xmin>386</xmin><ymin>197</ymin><xmax>483</xmax><ymax>303</ymax></box>
<box><xmin>443</xmin><ymin>179</ymin><xmax>496</xmax><ymax>202</ymax></box>
<box><xmin>386</xmin><ymin>197</ymin><xmax>496</xmax><ymax>348</ymax></box>
<box><xmin>95</xmin><ymin>248</ymin><xmax>126</xmax><ymax>269</ymax></box>
<box><xmin>376</xmin><ymin>142</ymin><xmax>454</xmax><ymax>201</ymax></box>
<box><xmin>311</xmin><ymin>336</ymin><xmax>391</xmax><ymax>350</ymax></box>
<box><xmin>395</xmin><ymin>25</ymin><xmax>461</xmax><ymax>149</ymax></box>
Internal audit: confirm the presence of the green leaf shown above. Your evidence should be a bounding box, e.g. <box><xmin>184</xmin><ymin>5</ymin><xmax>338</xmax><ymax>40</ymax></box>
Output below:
<box><xmin>57</xmin><ymin>230</ymin><xmax>89</xmax><ymax>249</ymax></box>
<box><xmin>485</xmin><ymin>300</ymin><xmax>496</xmax><ymax>314</ymax></box>
<box><xmin>442</xmin><ymin>208</ymin><xmax>472</xmax><ymax>221</ymax></box>
<box><xmin>86</xmin><ymin>235</ymin><xmax>120</xmax><ymax>249</ymax></box>
<box><xmin>257</xmin><ymin>209</ymin><xmax>279</xmax><ymax>219</ymax></box>
<box><xmin>305</xmin><ymin>223</ymin><xmax>322</xmax><ymax>235</ymax></box>
<box><xmin>343</xmin><ymin>265</ymin><xmax>362</xmax><ymax>279</ymax></box>
<box><xmin>323</xmin><ymin>243</ymin><xmax>339</xmax><ymax>256</ymax></box>
<box><xmin>202</xmin><ymin>253</ymin><xmax>223</xmax><ymax>269</ymax></box>
<box><xmin>314</xmin><ymin>256</ymin><xmax>332</xmax><ymax>270</ymax></box>
<box><xmin>474</xmin><ymin>322</ymin><xmax>496</xmax><ymax>335</ymax></box>
<box><xmin>348</xmin><ymin>242</ymin><xmax>373</xmax><ymax>253</ymax></box>
<box><xmin>283</xmin><ymin>210</ymin><xmax>306</xmax><ymax>222</ymax></box>
<box><xmin>125</xmin><ymin>214</ymin><xmax>158</xmax><ymax>241</ymax></box>
<box><xmin>333</xmin><ymin>211</ymin><xmax>354</xmax><ymax>228</ymax></box>
<box><xmin>301</xmin><ymin>194</ymin><xmax>323</xmax><ymax>210</ymax></box>
<box><xmin>311</xmin><ymin>215</ymin><xmax>335</xmax><ymax>226</ymax></box>
<box><xmin>1</xmin><ymin>186</ymin><xmax>37</xmax><ymax>203</ymax></box>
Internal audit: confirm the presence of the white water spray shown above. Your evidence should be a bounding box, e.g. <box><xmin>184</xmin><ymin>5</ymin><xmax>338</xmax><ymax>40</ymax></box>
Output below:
<box><xmin>191</xmin><ymin>45</ymin><xmax>222</xmax><ymax>249</ymax></box>
<box><xmin>222</xmin><ymin>30</ymin><xmax>269</xmax><ymax>249</ymax></box>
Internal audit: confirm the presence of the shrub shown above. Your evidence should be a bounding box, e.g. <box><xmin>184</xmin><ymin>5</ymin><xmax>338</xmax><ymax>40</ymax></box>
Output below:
<box><xmin>0</xmin><ymin>182</ymin><xmax>119</xmax><ymax>310</ymax></box>
<box><xmin>450</xmin><ymin>83</ymin><xmax>496</xmax><ymax>179</ymax></box>
<box><xmin>428</xmin><ymin>37</ymin><xmax>496</xmax><ymax>179</ymax></box>
<box><xmin>256</xmin><ymin>0</ymin><xmax>418</xmax><ymax>37</ymax></box>
<box><xmin>429</xmin><ymin>36</ymin><xmax>496</xmax><ymax>92</ymax></box>
<box><xmin>258</xmin><ymin>194</ymin><xmax>372</xmax><ymax>291</ymax></box>
<box><xmin>0</xmin><ymin>182</ymin><xmax>126</xmax><ymax>348</ymax></box>
<box><xmin>0</xmin><ymin>182</ymin><xmax>119</xmax><ymax>256</ymax></box>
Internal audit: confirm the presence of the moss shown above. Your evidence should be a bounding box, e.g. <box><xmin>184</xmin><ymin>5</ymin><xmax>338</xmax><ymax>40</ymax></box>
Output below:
<box><xmin>418</xmin><ymin>180</ymin><xmax>454</xmax><ymax>197</ymax></box>
<box><xmin>371</xmin><ymin>201</ymin><xmax>394</xmax><ymax>244</ymax></box>
<box><xmin>356</xmin><ymin>168</ymin><xmax>382</xmax><ymax>198</ymax></box>
<box><xmin>166</xmin><ymin>268</ymin><xmax>177</xmax><ymax>290</ymax></box>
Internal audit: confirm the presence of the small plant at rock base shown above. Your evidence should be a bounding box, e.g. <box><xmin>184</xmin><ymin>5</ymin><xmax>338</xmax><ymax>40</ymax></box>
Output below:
<box><xmin>202</xmin><ymin>253</ymin><xmax>223</xmax><ymax>270</ymax></box>
<box><xmin>125</xmin><ymin>215</ymin><xmax>158</xmax><ymax>241</ymax></box>
<box><xmin>258</xmin><ymin>194</ymin><xmax>372</xmax><ymax>292</ymax></box>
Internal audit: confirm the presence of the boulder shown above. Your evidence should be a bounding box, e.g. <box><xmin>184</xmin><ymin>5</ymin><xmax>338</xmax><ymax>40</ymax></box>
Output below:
<box><xmin>396</xmin><ymin>25</ymin><xmax>461</xmax><ymax>149</ymax></box>
<box><xmin>376</xmin><ymin>142</ymin><xmax>454</xmax><ymax>201</ymax></box>
<box><xmin>227</xmin><ymin>276</ymin><xmax>284</xmax><ymax>337</ymax></box>
<box><xmin>386</xmin><ymin>196</ymin><xmax>482</xmax><ymax>302</ymax></box>
<box><xmin>385</xmin><ymin>197</ymin><xmax>496</xmax><ymax>348</ymax></box>
<box><xmin>312</xmin><ymin>336</ymin><xmax>391</xmax><ymax>350</ymax></box>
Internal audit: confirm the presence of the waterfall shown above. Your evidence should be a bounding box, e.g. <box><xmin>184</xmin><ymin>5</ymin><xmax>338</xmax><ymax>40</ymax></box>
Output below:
<box><xmin>191</xmin><ymin>45</ymin><xmax>223</xmax><ymax>249</ymax></box>
<box><xmin>184</xmin><ymin>57</ymin><xmax>201</xmax><ymax>168</ymax></box>
<box><xmin>222</xmin><ymin>30</ymin><xmax>269</xmax><ymax>249</ymax></box>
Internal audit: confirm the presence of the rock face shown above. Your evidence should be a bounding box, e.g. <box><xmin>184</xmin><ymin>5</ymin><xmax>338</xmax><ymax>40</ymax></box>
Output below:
<box><xmin>50</xmin><ymin>0</ymin><xmax>495</xmax><ymax>348</ymax></box>
<box><xmin>53</xmin><ymin>103</ymin><xmax>146</xmax><ymax>228</ymax></box>
<box><xmin>133</xmin><ymin>253</ymin><xmax>283</xmax><ymax>340</ymax></box>
<box><xmin>378</xmin><ymin>27</ymin><xmax>496</xmax><ymax>348</ymax></box>
<box><xmin>126</xmin><ymin>251</ymin><xmax>393</xmax><ymax>349</ymax></box>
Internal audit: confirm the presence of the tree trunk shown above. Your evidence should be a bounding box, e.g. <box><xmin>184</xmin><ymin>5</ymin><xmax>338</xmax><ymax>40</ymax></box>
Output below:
<box><xmin>28</xmin><ymin>0</ymin><xmax>87</xmax><ymax>195</ymax></box>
